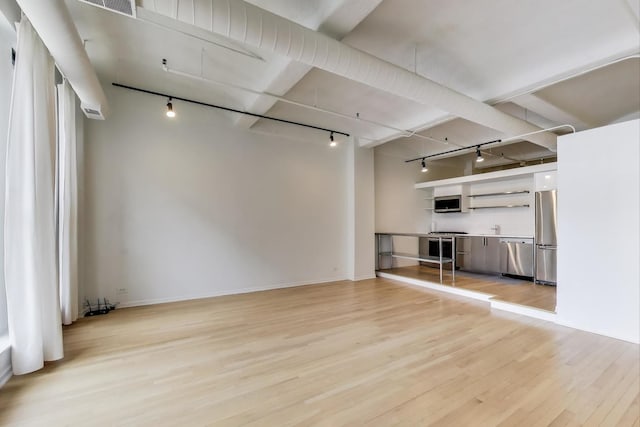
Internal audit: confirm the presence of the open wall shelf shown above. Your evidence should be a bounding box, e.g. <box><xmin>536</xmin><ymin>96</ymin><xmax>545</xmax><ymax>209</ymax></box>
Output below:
<box><xmin>468</xmin><ymin>190</ymin><xmax>530</xmax><ymax>198</ymax></box>
<box><xmin>468</xmin><ymin>204</ymin><xmax>530</xmax><ymax>210</ymax></box>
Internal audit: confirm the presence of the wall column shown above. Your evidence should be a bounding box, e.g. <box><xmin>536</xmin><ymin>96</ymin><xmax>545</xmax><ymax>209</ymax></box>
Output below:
<box><xmin>346</xmin><ymin>136</ymin><xmax>376</xmax><ymax>281</ymax></box>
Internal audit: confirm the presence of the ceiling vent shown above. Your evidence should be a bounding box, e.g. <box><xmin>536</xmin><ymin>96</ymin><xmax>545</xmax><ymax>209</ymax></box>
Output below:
<box><xmin>79</xmin><ymin>0</ymin><xmax>136</xmax><ymax>18</ymax></box>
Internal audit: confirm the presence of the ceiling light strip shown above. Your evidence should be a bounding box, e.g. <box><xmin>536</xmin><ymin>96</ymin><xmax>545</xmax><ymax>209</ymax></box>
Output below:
<box><xmin>111</xmin><ymin>83</ymin><xmax>350</xmax><ymax>137</ymax></box>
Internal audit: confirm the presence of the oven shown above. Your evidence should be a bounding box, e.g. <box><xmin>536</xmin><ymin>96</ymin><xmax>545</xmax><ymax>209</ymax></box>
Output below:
<box><xmin>419</xmin><ymin>232</ymin><xmax>467</xmax><ymax>262</ymax></box>
<box><xmin>428</xmin><ymin>238</ymin><xmax>453</xmax><ymax>259</ymax></box>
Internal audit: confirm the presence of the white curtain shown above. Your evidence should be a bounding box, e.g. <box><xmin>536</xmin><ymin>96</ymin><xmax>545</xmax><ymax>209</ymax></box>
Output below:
<box><xmin>4</xmin><ymin>17</ymin><xmax>63</xmax><ymax>375</ymax></box>
<box><xmin>57</xmin><ymin>80</ymin><xmax>79</xmax><ymax>326</ymax></box>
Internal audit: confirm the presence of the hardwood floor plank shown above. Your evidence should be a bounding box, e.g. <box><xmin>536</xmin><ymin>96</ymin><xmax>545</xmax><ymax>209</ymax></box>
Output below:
<box><xmin>0</xmin><ymin>278</ymin><xmax>636</xmax><ymax>426</ymax></box>
<box><xmin>383</xmin><ymin>265</ymin><xmax>556</xmax><ymax>311</ymax></box>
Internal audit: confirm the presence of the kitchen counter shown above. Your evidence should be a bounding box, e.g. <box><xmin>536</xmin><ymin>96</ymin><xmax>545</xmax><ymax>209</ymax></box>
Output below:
<box><xmin>376</xmin><ymin>232</ymin><xmax>437</xmax><ymax>238</ymax></box>
<box><xmin>462</xmin><ymin>234</ymin><xmax>533</xmax><ymax>239</ymax></box>
<box><xmin>375</xmin><ymin>232</ymin><xmax>533</xmax><ymax>239</ymax></box>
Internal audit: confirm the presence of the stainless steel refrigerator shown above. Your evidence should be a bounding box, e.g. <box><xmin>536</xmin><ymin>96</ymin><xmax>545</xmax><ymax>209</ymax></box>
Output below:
<box><xmin>535</xmin><ymin>190</ymin><xmax>557</xmax><ymax>285</ymax></box>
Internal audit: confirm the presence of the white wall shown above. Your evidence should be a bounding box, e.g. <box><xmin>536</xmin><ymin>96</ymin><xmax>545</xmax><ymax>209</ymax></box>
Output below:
<box><xmin>0</xmin><ymin>17</ymin><xmax>15</xmax><ymax>385</ymax></box>
<box><xmin>374</xmin><ymin>150</ymin><xmax>429</xmax><ymax>234</ymax></box>
<box><xmin>556</xmin><ymin>119</ymin><xmax>640</xmax><ymax>343</ymax></box>
<box><xmin>374</xmin><ymin>149</ymin><xmax>431</xmax><ymax>265</ymax></box>
<box><xmin>431</xmin><ymin>177</ymin><xmax>535</xmax><ymax>236</ymax></box>
<box><xmin>374</xmin><ymin>147</ymin><xmax>465</xmax><ymax>265</ymax></box>
<box><xmin>346</xmin><ymin>139</ymin><xmax>375</xmax><ymax>280</ymax></box>
<box><xmin>82</xmin><ymin>86</ymin><xmax>350</xmax><ymax>306</ymax></box>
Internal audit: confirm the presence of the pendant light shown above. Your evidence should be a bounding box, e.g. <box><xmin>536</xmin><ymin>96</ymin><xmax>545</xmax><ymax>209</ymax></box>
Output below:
<box><xmin>421</xmin><ymin>159</ymin><xmax>428</xmax><ymax>173</ymax></box>
<box><xmin>166</xmin><ymin>98</ymin><xmax>175</xmax><ymax>118</ymax></box>
<box><xmin>476</xmin><ymin>146</ymin><xmax>484</xmax><ymax>162</ymax></box>
<box><xmin>329</xmin><ymin>132</ymin><xmax>337</xmax><ymax>147</ymax></box>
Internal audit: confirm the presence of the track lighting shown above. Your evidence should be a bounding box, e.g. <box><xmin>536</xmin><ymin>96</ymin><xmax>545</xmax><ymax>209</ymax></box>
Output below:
<box><xmin>329</xmin><ymin>132</ymin><xmax>337</xmax><ymax>147</ymax></box>
<box><xmin>115</xmin><ymin>82</ymin><xmax>350</xmax><ymax>138</ymax></box>
<box><xmin>421</xmin><ymin>159</ymin><xmax>428</xmax><ymax>173</ymax></box>
<box><xmin>166</xmin><ymin>98</ymin><xmax>175</xmax><ymax>118</ymax></box>
<box><xmin>476</xmin><ymin>146</ymin><xmax>484</xmax><ymax>162</ymax></box>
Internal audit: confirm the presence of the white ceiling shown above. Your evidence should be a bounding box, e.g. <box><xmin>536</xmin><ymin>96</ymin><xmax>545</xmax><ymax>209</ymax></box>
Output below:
<box><xmin>64</xmin><ymin>0</ymin><xmax>639</xmax><ymax>163</ymax></box>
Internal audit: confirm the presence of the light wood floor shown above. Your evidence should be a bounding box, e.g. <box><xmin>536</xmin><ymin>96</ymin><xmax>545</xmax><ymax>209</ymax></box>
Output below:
<box><xmin>0</xmin><ymin>278</ymin><xmax>637</xmax><ymax>426</ymax></box>
<box><xmin>383</xmin><ymin>265</ymin><xmax>557</xmax><ymax>312</ymax></box>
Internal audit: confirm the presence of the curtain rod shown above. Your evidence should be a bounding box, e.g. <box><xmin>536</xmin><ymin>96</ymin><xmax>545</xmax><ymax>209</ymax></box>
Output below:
<box><xmin>111</xmin><ymin>83</ymin><xmax>350</xmax><ymax>137</ymax></box>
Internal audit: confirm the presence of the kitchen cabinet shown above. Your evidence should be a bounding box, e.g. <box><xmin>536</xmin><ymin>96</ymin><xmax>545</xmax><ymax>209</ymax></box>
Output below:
<box><xmin>456</xmin><ymin>236</ymin><xmax>501</xmax><ymax>274</ymax></box>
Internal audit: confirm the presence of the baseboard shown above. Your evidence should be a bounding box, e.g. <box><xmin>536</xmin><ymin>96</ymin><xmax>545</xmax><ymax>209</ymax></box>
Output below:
<box><xmin>351</xmin><ymin>274</ymin><xmax>377</xmax><ymax>282</ymax></box>
<box><xmin>554</xmin><ymin>318</ymin><xmax>640</xmax><ymax>344</ymax></box>
<box><xmin>117</xmin><ymin>275</ymin><xmax>348</xmax><ymax>308</ymax></box>
<box><xmin>490</xmin><ymin>299</ymin><xmax>557</xmax><ymax>322</ymax></box>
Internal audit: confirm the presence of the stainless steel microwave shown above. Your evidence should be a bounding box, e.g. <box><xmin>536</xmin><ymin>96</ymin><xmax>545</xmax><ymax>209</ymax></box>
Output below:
<box><xmin>434</xmin><ymin>195</ymin><xmax>462</xmax><ymax>213</ymax></box>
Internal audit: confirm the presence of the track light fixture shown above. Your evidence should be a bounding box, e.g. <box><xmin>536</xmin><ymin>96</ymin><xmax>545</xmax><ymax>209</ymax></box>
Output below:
<box><xmin>114</xmin><ymin>83</ymin><xmax>350</xmax><ymax>137</ymax></box>
<box><xmin>421</xmin><ymin>159</ymin><xmax>428</xmax><ymax>173</ymax></box>
<box><xmin>166</xmin><ymin>98</ymin><xmax>175</xmax><ymax>118</ymax></box>
<box><xmin>329</xmin><ymin>132</ymin><xmax>337</xmax><ymax>147</ymax></box>
<box><xmin>476</xmin><ymin>146</ymin><xmax>484</xmax><ymax>162</ymax></box>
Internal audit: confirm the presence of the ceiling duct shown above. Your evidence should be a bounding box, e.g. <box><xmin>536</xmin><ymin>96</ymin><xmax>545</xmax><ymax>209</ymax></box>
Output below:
<box><xmin>16</xmin><ymin>0</ymin><xmax>109</xmax><ymax>119</ymax></box>
<box><xmin>140</xmin><ymin>0</ymin><xmax>557</xmax><ymax>151</ymax></box>
<box><xmin>78</xmin><ymin>0</ymin><xmax>136</xmax><ymax>18</ymax></box>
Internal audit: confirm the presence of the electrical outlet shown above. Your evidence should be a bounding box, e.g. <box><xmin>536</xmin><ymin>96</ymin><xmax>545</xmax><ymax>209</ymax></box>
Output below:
<box><xmin>116</xmin><ymin>288</ymin><xmax>128</xmax><ymax>295</ymax></box>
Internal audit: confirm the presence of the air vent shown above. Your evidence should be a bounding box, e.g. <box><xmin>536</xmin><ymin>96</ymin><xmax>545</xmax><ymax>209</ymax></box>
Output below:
<box><xmin>83</xmin><ymin>106</ymin><xmax>106</xmax><ymax>120</ymax></box>
<box><xmin>79</xmin><ymin>0</ymin><xmax>136</xmax><ymax>18</ymax></box>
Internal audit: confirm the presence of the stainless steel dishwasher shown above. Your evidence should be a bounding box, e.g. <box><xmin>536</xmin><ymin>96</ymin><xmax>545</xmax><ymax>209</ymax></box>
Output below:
<box><xmin>500</xmin><ymin>239</ymin><xmax>534</xmax><ymax>278</ymax></box>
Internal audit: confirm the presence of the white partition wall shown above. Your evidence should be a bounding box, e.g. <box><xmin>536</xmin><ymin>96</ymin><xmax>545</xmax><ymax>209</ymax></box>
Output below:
<box><xmin>556</xmin><ymin>119</ymin><xmax>640</xmax><ymax>343</ymax></box>
<box><xmin>346</xmin><ymin>138</ymin><xmax>376</xmax><ymax>281</ymax></box>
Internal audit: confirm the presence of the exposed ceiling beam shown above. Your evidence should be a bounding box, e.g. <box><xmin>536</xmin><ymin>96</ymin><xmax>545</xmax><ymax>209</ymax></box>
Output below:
<box><xmin>135</xmin><ymin>7</ymin><xmax>264</xmax><ymax>61</ymax></box>
<box><xmin>508</xmin><ymin>94</ymin><xmax>595</xmax><ymax>131</ymax></box>
<box><xmin>488</xmin><ymin>50</ymin><xmax>640</xmax><ymax>106</ymax></box>
<box><xmin>0</xmin><ymin>0</ymin><xmax>20</xmax><ymax>28</ymax></box>
<box><xmin>234</xmin><ymin>0</ymin><xmax>384</xmax><ymax>130</ymax></box>
<box><xmin>364</xmin><ymin>50</ymin><xmax>640</xmax><ymax>149</ymax></box>
<box><xmin>140</xmin><ymin>0</ymin><xmax>557</xmax><ymax>152</ymax></box>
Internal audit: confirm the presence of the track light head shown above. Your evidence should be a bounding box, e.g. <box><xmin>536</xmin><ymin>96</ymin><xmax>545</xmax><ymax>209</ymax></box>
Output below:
<box><xmin>476</xmin><ymin>147</ymin><xmax>484</xmax><ymax>162</ymax></box>
<box><xmin>166</xmin><ymin>98</ymin><xmax>175</xmax><ymax>118</ymax></box>
<box><xmin>329</xmin><ymin>132</ymin><xmax>337</xmax><ymax>147</ymax></box>
<box><xmin>421</xmin><ymin>159</ymin><xmax>428</xmax><ymax>173</ymax></box>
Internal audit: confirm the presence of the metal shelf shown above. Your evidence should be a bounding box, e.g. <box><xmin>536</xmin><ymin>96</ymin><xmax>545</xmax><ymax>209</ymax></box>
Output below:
<box><xmin>468</xmin><ymin>190</ymin><xmax>530</xmax><ymax>198</ymax></box>
<box><xmin>390</xmin><ymin>253</ymin><xmax>453</xmax><ymax>264</ymax></box>
<box><xmin>468</xmin><ymin>204</ymin><xmax>530</xmax><ymax>210</ymax></box>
